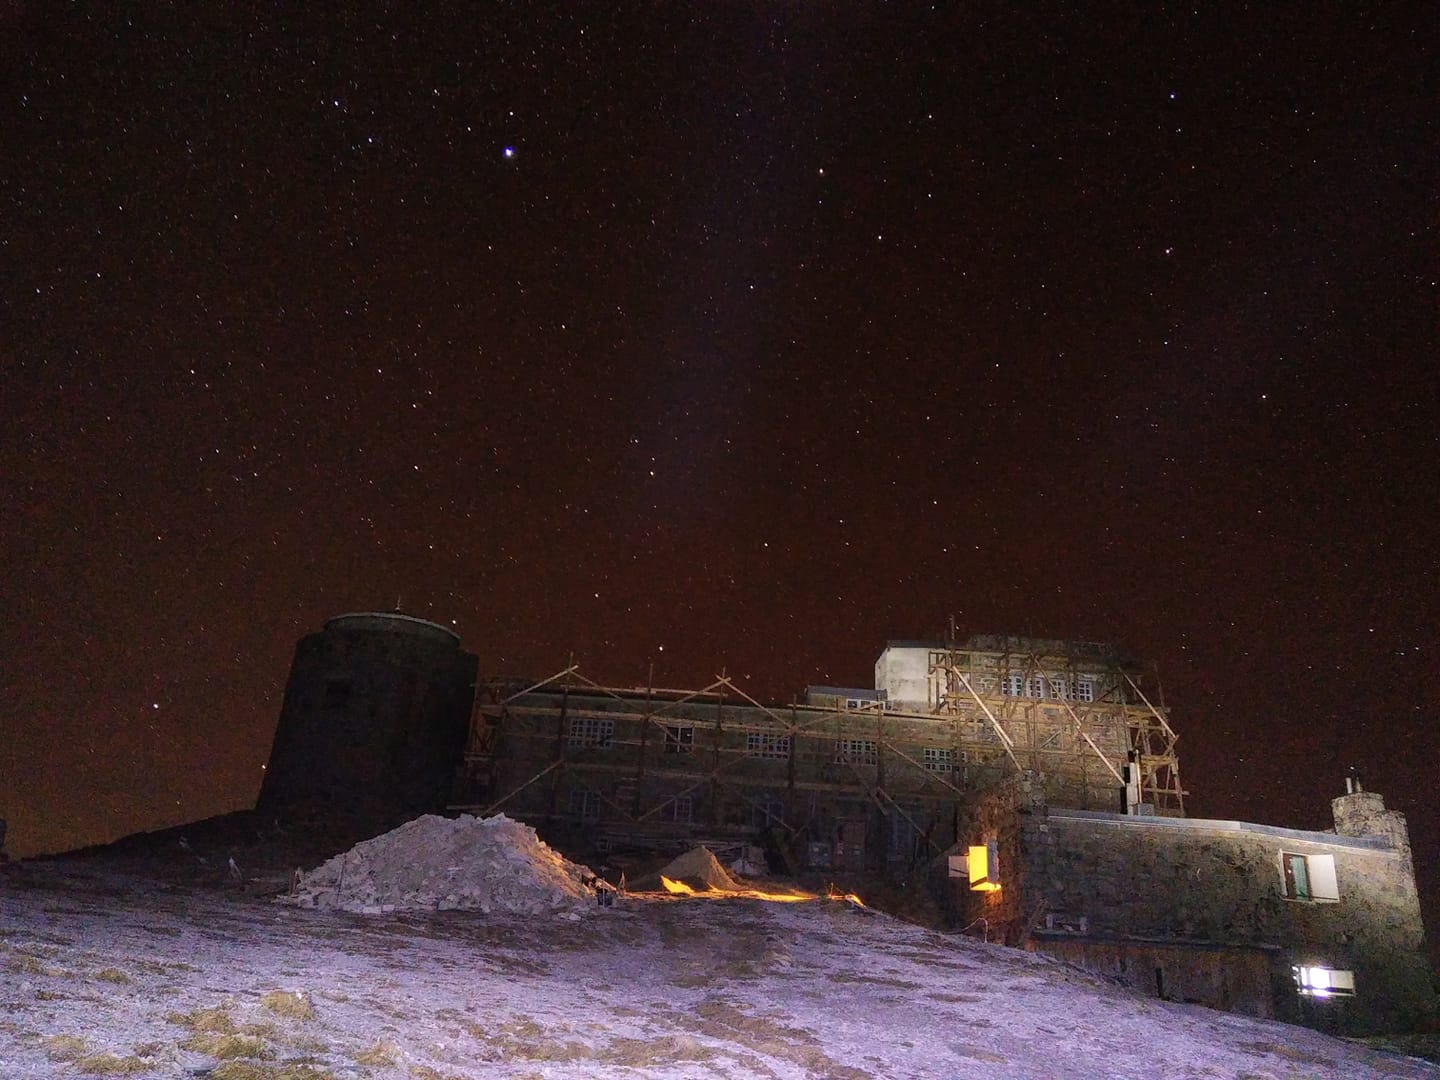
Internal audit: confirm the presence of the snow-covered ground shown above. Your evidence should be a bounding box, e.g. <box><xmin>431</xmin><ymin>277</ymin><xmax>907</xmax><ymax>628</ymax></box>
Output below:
<box><xmin>2</xmin><ymin>856</ymin><xmax>1435</xmax><ymax>1079</ymax></box>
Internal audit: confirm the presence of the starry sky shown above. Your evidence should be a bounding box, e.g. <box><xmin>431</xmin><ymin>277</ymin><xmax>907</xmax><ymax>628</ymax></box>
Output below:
<box><xmin>2</xmin><ymin>5</ymin><xmax>1435</xmax><ymax>952</ymax></box>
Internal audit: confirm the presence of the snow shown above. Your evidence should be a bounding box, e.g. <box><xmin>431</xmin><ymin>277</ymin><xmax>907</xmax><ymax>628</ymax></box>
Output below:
<box><xmin>2</xmin><ymin>852</ymin><xmax>1437</xmax><ymax>1078</ymax></box>
<box><xmin>283</xmin><ymin>813</ymin><xmax>601</xmax><ymax>915</ymax></box>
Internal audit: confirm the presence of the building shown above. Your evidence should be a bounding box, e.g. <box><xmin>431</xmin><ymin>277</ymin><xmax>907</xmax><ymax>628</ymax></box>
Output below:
<box><xmin>259</xmin><ymin>612</ymin><xmax>478</xmax><ymax>827</ymax></box>
<box><xmin>937</xmin><ymin>774</ymin><xmax>1433</xmax><ymax>1035</ymax></box>
<box><xmin>261</xmin><ymin>619</ymin><xmax>1432</xmax><ymax>1033</ymax></box>
<box><xmin>451</xmin><ymin>635</ymin><xmax>1183</xmax><ymax>870</ymax></box>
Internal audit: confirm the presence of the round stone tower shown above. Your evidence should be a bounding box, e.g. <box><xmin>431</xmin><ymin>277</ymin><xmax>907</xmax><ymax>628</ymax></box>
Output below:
<box><xmin>258</xmin><ymin>613</ymin><xmax>478</xmax><ymax>829</ymax></box>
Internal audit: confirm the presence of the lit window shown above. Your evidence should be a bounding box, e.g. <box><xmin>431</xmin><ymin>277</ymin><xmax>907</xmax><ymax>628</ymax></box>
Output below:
<box><xmin>968</xmin><ymin>840</ymin><xmax>1001</xmax><ymax>892</ymax></box>
<box><xmin>1294</xmin><ymin>966</ymin><xmax>1355</xmax><ymax>997</ymax></box>
<box><xmin>568</xmin><ymin>716</ymin><xmax>614</xmax><ymax>749</ymax></box>
<box><xmin>747</xmin><ymin>732</ymin><xmax>791</xmax><ymax>759</ymax></box>
<box><xmin>836</xmin><ymin>739</ymin><xmax>878</xmax><ymax>765</ymax></box>
<box><xmin>1280</xmin><ymin>852</ymin><xmax>1340</xmax><ymax>902</ymax></box>
<box><xmin>663</xmin><ymin>725</ymin><xmax>694</xmax><ymax>754</ymax></box>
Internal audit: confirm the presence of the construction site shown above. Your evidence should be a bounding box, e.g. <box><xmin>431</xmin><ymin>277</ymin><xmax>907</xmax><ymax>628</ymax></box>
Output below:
<box><xmin>258</xmin><ymin>613</ymin><xmax>1433</xmax><ymax>1035</ymax></box>
<box><xmin>447</xmin><ymin>634</ymin><xmax>1184</xmax><ymax>875</ymax></box>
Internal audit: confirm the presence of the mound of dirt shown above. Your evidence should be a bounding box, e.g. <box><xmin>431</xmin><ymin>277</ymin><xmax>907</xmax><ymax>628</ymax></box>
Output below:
<box><xmin>630</xmin><ymin>846</ymin><xmax>742</xmax><ymax>892</ymax></box>
<box><xmin>283</xmin><ymin>813</ymin><xmax>602</xmax><ymax>915</ymax></box>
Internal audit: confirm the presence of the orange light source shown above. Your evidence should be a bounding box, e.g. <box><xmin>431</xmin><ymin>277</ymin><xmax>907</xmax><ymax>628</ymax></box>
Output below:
<box><xmin>968</xmin><ymin>842</ymin><xmax>1001</xmax><ymax>892</ymax></box>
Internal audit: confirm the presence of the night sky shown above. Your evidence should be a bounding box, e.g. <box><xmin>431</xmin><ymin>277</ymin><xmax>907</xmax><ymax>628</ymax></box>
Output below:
<box><xmin>2</xmin><ymin>5</ymin><xmax>1435</xmax><ymax>954</ymax></box>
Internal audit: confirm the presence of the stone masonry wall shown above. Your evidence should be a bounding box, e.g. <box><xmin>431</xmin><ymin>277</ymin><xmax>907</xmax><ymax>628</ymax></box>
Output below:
<box><xmin>1025</xmin><ymin>811</ymin><xmax>1434</xmax><ymax>1033</ymax></box>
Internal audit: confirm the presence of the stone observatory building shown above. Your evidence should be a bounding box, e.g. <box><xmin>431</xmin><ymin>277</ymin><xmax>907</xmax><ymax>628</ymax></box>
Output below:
<box><xmin>258</xmin><ymin>612</ymin><xmax>477</xmax><ymax>828</ymax></box>
<box><xmin>259</xmin><ymin>619</ymin><xmax>1433</xmax><ymax>1035</ymax></box>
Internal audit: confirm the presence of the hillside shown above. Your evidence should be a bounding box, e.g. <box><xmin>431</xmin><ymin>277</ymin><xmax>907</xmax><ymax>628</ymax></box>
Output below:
<box><xmin>1</xmin><ymin>833</ymin><xmax>1436</xmax><ymax>1079</ymax></box>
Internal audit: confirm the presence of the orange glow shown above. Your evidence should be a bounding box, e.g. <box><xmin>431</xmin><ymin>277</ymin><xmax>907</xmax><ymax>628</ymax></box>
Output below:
<box><xmin>968</xmin><ymin>844</ymin><xmax>1001</xmax><ymax>892</ymax></box>
<box><xmin>654</xmin><ymin>876</ymin><xmax>823</xmax><ymax>903</ymax></box>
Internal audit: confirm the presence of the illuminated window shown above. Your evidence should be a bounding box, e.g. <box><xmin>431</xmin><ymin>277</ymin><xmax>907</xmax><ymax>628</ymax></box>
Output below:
<box><xmin>568</xmin><ymin>717</ymin><xmax>614</xmax><ymax>749</ymax></box>
<box><xmin>747</xmin><ymin>732</ymin><xmax>791</xmax><ymax>759</ymax></box>
<box><xmin>836</xmin><ymin>739</ymin><xmax>878</xmax><ymax>765</ymax></box>
<box><xmin>968</xmin><ymin>840</ymin><xmax>1001</xmax><ymax>891</ymax></box>
<box><xmin>663</xmin><ymin>725</ymin><xmax>694</xmax><ymax>754</ymax></box>
<box><xmin>1293</xmin><ymin>966</ymin><xmax>1355</xmax><ymax>997</ymax></box>
<box><xmin>1281</xmin><ymin>852</ymin><xmax>1339</xmax><ymax>902</ymax></box>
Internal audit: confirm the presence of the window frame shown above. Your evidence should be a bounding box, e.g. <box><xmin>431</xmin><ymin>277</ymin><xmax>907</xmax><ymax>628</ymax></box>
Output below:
<box><xmin>567</xmin><ymin>716</ymin><xmax>615</xmax><ymax>749</ymax></box>
<box><xmin>1280</xmin><ymin>851</ymin><xmax>1340</xmax><ymax>903</ymax></box>
<box><xmin>746</xmin><ymin>731</ymin><xmax>791</xmax><ymax>760</ymax></box>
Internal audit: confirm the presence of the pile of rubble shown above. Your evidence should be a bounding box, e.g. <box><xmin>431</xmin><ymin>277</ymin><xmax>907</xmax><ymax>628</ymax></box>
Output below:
<box><xmin>283</xmin><ymin>813</ymin><xmax>602</xmax><ymax>915</ymax></box>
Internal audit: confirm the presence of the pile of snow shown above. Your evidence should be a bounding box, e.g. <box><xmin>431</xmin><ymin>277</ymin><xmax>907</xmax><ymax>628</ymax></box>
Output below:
<box><xmin>283</xmin><ymin>813</ymin><xmax>602</xmax><ymax>915</ymax></box>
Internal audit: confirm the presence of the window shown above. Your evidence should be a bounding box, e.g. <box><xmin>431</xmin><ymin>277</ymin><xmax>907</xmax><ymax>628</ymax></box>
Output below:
<box><xmin>1074</xmin><ymin>677</ymin><xmax>1095</xmax><ymax>703</ymax></box>
<box><xmin>1049</xmin><ymin>676</ymin><xmax>1068</xmax><ymax>700</ymax></box>
<box><xmin>667</xmin><ymin>794</ymin><xmax>693</xmax><ymax>824</ymax></box>
<box><xmin>966</xmin><ymin>840</ymin><xmax>1001</xmax><ymax>892</ymax></box>
<box><xmin>663</xmin><ymin>725</ymin><xmax>694</xmax><ymax>754</ymax></box>
<box><xmin>836</xmin><ymin>739</ymin><xmax>877</xmax><ymax>765</ymax></box>
<box><xmin>1027</xmin><ymin>676</ymin><xmax>1046</xmax><ymax>699</ymax></box>
<box><xmin>923</xmin><ymin>747</ymin><xmax>960</xmax><ymax>773</ymax></box>
<box><xmin>568</xmin><ymin>716</ymin><xmax>614</xmax><ymax>749</ymax></box>
<box><xmin>889</xmin><ymin>810</ymin><xmax>920</xmax><ymax>857</ymax></box>
<box><xmin>752</xmin><ymin>797</ymin><xmax>785</xmax><ymax>829</ymax></box>
<box><xmin>568</xmin><ymin>788</ymin><xmax>601</xmax><ymax>821</ymax></box>
<box><xmin>1280</xmin><ymin>852</ymin><xmax>1339</xmax><ymax>902</ymax></box>
<box><xmin>1294</xmin><ymin>966</ymin><xmax>1355</xmax><ymax>997</ymax></box>
<box><xmin>1001</xmin><ymin>674</ymin><xmax>1024</xmax><ymax>697</ymax></box>
<box><xmin>747</xmin><ymin>732</ymin><xmax>791</xmax><ymax>759</ymax></box>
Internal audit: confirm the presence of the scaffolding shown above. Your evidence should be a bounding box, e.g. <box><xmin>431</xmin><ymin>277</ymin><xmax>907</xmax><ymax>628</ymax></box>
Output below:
<box><xmin>927</xmin><ymin>635</ymin><xmax>1184</xmax><ymax>815</ymax></box>
<box><xmin>448</xmin><ymin>639</ymin><xmax>1184</xmax><ymax>872</ymax></box>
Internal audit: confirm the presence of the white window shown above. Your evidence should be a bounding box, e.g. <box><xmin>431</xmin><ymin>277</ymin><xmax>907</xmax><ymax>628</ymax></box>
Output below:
<box><xmin>1294</xmin><ymin>966</ymin><xmax>1355</xmax><ymax>997</ymax></box>
<box><xmin>747</xmin><ymin>732</ymin><xmax>791</xmax><ymax>759</ymax></box>
<box><xmin>1049</xmin><ymin>676</ymin><xmax>1069</xmax><ymax>700</ymax></box>
<box><xmin>1074</xmin><ymin>677</ymin><xmax>1095</xmax><ymax>703</ymax></box>
<box><xmin>1280</xmin><ymin>851</ymin><xmax>1339</xmax><ymax>902</ymax></box>
<box><xmin>923</xmin><ymin>747</ymin><xmax>960</xmax><ymax>773</ymax></box>
<box><xmin>1027</xmin><ymin>676</ymin><xmax>1046</xmax><ymax>699</ymax></box>
<box><xmin>663</xmin><ymin>725</ymin><xmax>694</xmax><ymax>754</ymax></box>
<box><xmin>836</xmin><ymin>739</ymin><xmax>877</xmax><ymax>765</ymax></box>
<box><xmin>1001</xmin><ymin>674</ymin><xmax>1024</xmax><ymax>697</ymax></box>
<box><xmin>568</xmin><ymin>716</ymin><xmax>614</xmax><ymax>748</ymax></box>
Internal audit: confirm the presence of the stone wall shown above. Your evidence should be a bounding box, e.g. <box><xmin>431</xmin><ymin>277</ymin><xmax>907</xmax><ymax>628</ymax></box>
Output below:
<box><xmin>1026</xmin><ymin>808</ymin><xmax>1434</xmax><ymax>1034</ymax></box>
